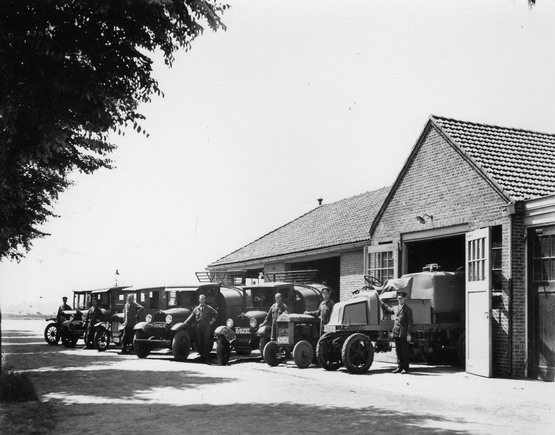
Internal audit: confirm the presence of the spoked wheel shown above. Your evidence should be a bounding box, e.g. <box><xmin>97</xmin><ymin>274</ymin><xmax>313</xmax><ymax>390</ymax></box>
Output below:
<box><xmin>263</xmin><ymin>341</ymin><xmax>280</xmax><ymax>367</ymax></box>
<box><xmin>216</xmin><ymin>336</ymin><xmax>231</xmax><ymax>365</ymax></box>
<box><xmin>293</xmin><ymin>340</ymin><xmax>313</xmax><ymax>368</ymax></box>
<box><xmin>341</xmin><ymin>333</ymin><xmax>374</xmax><ymax>374</ymax></box>
<box><xmin>44</xmin><ymin>323</ymin><xmax>60</xmax><ymax>345</ymax></box>
<box><xmin>94</xmin><ymin>327</ymin><xmax>110</xmax><ymax>352</ymax></box>
<box><xmin>172</xmin><ymin>330</ymin><xmax>191</xmax><ymax>362</ymax></box>
<box><xmin>133</xmin><ymin>330</ymin><xmax>151</xmax><ymax>359</ymax></box>
<box><xmin>316</xmin><ymin>333</ymin><xmax>342</xmax><ymax>371</ymax></box>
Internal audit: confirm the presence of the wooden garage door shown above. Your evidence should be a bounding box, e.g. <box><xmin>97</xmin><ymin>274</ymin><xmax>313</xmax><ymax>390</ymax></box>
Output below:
<box><xmin>529</xmin><ymin>228</ymin><xmax>555</xmax><ymax>381</ymax></box>
<box><xmin>465</xmin><ymin>227</ymin><xmax>492</xmax><ymax>377</ymax></box>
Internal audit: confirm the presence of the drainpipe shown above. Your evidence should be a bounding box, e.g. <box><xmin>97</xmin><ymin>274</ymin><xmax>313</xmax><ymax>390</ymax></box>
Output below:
<box><xmin>508</xmin><ymin>277</ymin><xmax>513</xmax><ymax>377</ymax></box>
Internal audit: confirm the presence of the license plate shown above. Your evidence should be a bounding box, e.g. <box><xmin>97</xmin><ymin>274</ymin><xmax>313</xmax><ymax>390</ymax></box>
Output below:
<box><xmin>153</xmin><ymin>322</ymin><xmax>166</xmax><ymax>328</ymax></box>
<box><xmin>235</xmin><ymin>327</ymin><xmax>251</xmax><ymax>334</ymax></box>
<box><xmin>277</xmin><ymin>336</ymin><xmax>289</xmax><ymax>344</ymax></box>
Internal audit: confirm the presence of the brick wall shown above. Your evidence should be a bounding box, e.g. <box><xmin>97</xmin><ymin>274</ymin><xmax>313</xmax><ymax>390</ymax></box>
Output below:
<box><xmin>511</xmin><ymin>202</ymin><xmax>527</xmax><ymax>377</ymax></box>
<box><xmin>371</xmin><ymin>125</ymin><xmax>519</xmax><ymax>378</ymax></box>
<box><xmin>339</xmin><ymin>249</ymin><xmax>365</xmax><ymax>301</ymax></box>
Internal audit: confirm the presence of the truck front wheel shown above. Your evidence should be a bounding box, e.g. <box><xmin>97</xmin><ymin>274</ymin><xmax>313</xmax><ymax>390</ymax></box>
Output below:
<box><xmin>133</xmin><ymin>330</ymin><xmax>150</xmax><ymax>359</ymax></box>
<box><xmin>263</xmin><ymin>341</ymin><xmax>280</xmax><ymax>367</ymax></box>
<box><xmin>44</xmin><ymin>323</ymin><xmax>59</xmax><ymax>345</ymax></box>
<box><xmin>216</xmin><ymin>336</ymin><xmax>231</xmax><ymax>365</ymax></box>
<box><xmin>341</xmin><ymin>333</ymin><xmax>374</xmax><ymax>374</ymax></box>
<box><xmin>172</xmin><ymin>330</ymin><xmax>191</xmax><ymax>362</ymax></box>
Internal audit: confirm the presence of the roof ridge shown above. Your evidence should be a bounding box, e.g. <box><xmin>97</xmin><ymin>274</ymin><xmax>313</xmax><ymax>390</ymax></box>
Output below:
<box><xmin>430</xmin><ymin>114</ymin><xmax>555</xmax><ymax>138</ymax></box>
<box><xmin>210</xmin><ymin>185</ymin><xmax>391</xmax><ymax>265</ymax></box>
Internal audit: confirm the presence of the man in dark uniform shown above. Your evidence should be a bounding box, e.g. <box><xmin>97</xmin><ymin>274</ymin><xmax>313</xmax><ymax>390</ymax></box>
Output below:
<box><xmin>304</xmin><ymin>287</ymin><xmax>335</xmax><ymax>334</ymax></box>
<box><xmin>185</xmin><ymin>294</ymin><xmax>218</xmax><ymax>362</ymax></box>
<box><xmin>381</xmin><ymin>291</ymin><xmax>414</xmax><ymax>374</ymax></box>
<box><xmin>83</xmin><ymin>298</ymin><xmax>102</xmax><ymax>349</ymax></box>
<box><xmin>57</xmin><ymin>296</ymin><xmax>72</xmax><ymax>323</ymax></box>
<box><xmin>119</xmin><ymin>293</ymin><xmax>143</xmax><ymax>354</ymax></box>
<box><xmin>260</xmin><ymin>292</ymin><xmax>289</xmax><ymax>341</ymax></box>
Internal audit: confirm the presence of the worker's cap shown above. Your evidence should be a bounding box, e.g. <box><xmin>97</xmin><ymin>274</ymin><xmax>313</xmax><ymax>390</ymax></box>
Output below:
<box><xmin>62</xmin><ymin>297</ymin><xmax>68</xmax><ymax>300</ymax></box>
<box><xmin>396</xmin><ymin>291</ymin><xmax>408</xmax><ymax>298</ymax></box>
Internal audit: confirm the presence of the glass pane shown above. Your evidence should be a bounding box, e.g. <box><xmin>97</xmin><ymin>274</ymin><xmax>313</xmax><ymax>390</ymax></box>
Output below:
<box><xmin>492</xmin><ymin>249</ymin><xmax>502</xmax><ymax>270</ymax></box>
<box><xmin>541</xmin><ymin>237</ymin><xmax>550</xmax><ymax>258</ymax></box>
<box><xmin>551</xmin><ymin>259</ymin><xmax>555</xmax><ymax>281</ymax></box>
<box><xmin>493</xmin><ymin>270</ymin><xmax>503</xmax><ymax>290</ymax></box>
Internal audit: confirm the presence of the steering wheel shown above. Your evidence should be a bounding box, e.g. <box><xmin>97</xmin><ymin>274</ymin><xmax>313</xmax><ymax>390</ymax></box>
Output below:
<box><xmin>364</xmin><ymin>275</ymin><xmax>383</xmax><ymax>289</ymax></box>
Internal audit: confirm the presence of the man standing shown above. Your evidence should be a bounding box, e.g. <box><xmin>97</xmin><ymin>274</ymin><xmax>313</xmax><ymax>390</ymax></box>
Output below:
<box><xmin>381</xmin><ymin>291</ymin><xmax>414</xmax><ymax>374</ymax></box>
<box><xmin>57</xmin><ymin>296</ymin><xmax>71</xmax><ymax>323</ymax></box>
<box><xmin>119</xmin><ymin>294</ymin><xmax>143</xmax><ymax>354</ymax></box>
<box><xmin>185</xmin><ymin>294</ymin><xmax>218</xmax><ymax>362</ymax></box>
<box><xmin>260</xmin><ymin>293</ymin><xmax>289</xmax><ymax>341</ymax></box>
<box><xmin>304</xmin><ymin>288</ymin><xmax>335</xmax><ymax>334</ymax></box>
<box><xmin>83</xmin><ymin>298</ymin><xmax>102</xmax><ymax>349</ymax></box>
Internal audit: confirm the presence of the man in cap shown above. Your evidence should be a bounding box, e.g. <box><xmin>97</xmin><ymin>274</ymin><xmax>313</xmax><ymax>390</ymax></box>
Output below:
<box><xmin>184</xmin><ymin>294</ymin><xmax>218</xmax><ymax>362</ymax></box>
<box><xmin>304</xmin><ymin>287</ymin><xmax>335</xmax><ymax>335</ymax></box>
<box><xmin>119</xmin><ymin>293</ymin><xmax>144</xmax><ymax>355</ymax></box>
<box><xmin>57</xmin><ymin>296</ymin><xmax>72</xmax><ymax>323</ymax></box>
<box><xmin>83</xmin><ymin>298</ymin><xmax>103</xmax><ymax>349</ymax></box>
<box><xmin>381</xmin><ymin>291</ymin><xmax>414</xmax><ymax>374</ymax></box>
<box><xmin>260</xmin><ymin>292</ymin><xmax>289</xmax><ymax>341</ymax></box>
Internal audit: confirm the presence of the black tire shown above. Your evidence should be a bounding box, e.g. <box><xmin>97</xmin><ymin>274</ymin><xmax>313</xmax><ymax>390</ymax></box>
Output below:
<box><xmin>316</xmin><ymin>333</ymin><xmax>342</xmax><ymax>371</ymax></box>
<box><xmin>172</xmin><ymin>330</ymin><xmax>191</xmax><ymax>362</ymax></box>
<box><xmin>94</xmin><ymin>327</ymin><xmax>110</xmax><ymax>352</ymax></box>
<box><xmin>44</xmin><ymin>323</ymin><xmax>59</xmax><ymax>345</ymax></box>
<box><xmin>133</xmin><ymin>330</ymin><xmax>150</xmax><ymax>359</ymax></box>
<box><xmin>293</xmin><ymin>340</ymin><xmax>313</xmax><ymax>368</ymax></box>
<box><xmin>263</xmin><ymin>341</ymin><xmax>280</xmax><ymax>367</ymax></box>
<box><xmin>61</xmin><ymin>334</ymin><xmax>78</xmax><ymax>348</ymax></box>
<box><xmin>236</xmin><ymin>348</ymin><xmax>252</xmax><ymax>356</ymax></box>
<box><xmin>216</xmin><ymin>336</ymin><xmax>231</xmax><ymax>365</ymax></box>
<box><xmin>258</xmin><ymin>336</ymin><xmax>268</xmax><ymax>358</ymax></box>
<box><xmin>341</xmin><ymin>333</ymin><xmax>374</xmax><ymax>374</ymax></box>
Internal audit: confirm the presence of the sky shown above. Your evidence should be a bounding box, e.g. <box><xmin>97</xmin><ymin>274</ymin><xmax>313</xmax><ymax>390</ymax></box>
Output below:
<box><xmin>2</xmin><ymin>0</ymin><xmax>555</xmax><ymax>313</ymax></box>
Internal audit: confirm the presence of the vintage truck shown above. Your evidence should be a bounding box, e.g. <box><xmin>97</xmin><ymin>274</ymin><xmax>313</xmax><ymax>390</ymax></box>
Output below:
<box><xmin>316</xmin><ymin>266</ymin><xmax>465</xmax><ymax>374</ymax></box>
<box><xmin>213</xmin><ymin>271</ymin><xmax>328</xmax><ymax>365</ymax></box>
<box><xmin>132</xmin><ymin>282</ymin><xmax>243</xmax><ymax>361</ymax></box>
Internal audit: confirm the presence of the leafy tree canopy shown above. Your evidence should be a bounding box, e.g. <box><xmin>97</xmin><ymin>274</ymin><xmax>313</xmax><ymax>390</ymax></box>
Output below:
<box><xmin>0</xmin><ymin>0</ymin><xmax>227</xmax><ymax>261</ymax></box>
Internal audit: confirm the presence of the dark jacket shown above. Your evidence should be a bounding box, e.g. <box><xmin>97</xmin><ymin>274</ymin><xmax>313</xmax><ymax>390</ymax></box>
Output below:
<box><xmin>306</xmin><ymin>299</ymin><xmax>335</xmax><ymax>331</ymax></box>
<box><xmin>186</xmin><ymin>304</ymin><xmax>218</xmax><ymax>326</ymax></box>
<box><xmin>381</xmin><ymin>302</ymin><xmax>413</xmax><ymax>338</ymax></box>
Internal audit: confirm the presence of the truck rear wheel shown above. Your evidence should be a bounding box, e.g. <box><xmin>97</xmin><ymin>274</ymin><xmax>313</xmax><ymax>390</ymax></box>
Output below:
<box><xmin>341</xmin><ymin>333</ymin><xmax>374</xmax><ymax>374</ymax></box>
<box><xmin>263</xmin><ymin>341</ymin><xmax>280</xmax><ymax>367</ymax></box>
<box><xmin>216</xmin><ymin>336</ymin><xmax>231</xmax><ymax>365</ymax></box>
<box><xmin>293</xmin><ymin>340</ymin><xmax>313</xmax><ymax>368</ymax></box>
<box><xmin>316</xmin><ymin>333</ymin><xmax>342</xmax><ymax>371</ymax></box>
<box><xmin>172</xmin><ymin>330</ymin><xmax>191</xmax><ymax>362</ymax></box>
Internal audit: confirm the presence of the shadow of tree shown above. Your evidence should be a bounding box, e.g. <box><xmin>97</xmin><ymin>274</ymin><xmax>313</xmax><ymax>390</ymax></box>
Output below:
<box><xmin>48</xmin><ymin>402</ymin><xmax>470</xmax><ymax>434</ymax></box>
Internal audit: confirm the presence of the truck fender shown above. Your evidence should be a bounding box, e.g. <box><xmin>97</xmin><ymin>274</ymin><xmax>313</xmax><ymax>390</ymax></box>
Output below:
<box><xmin>133</xmin><ymin>322</ymin><xmax>149</xmax><ymax>332</ymax></box>
<box><xmin>214</xmin><ymin>326</ymin><xmax>236</xmax><ymax>343</ymax></box>
<box><xmin>95</xmin><ymin>321</ymin><xmax>110</xmax><ymax>330</ymax></box>
<box><xmin>171</xmin><ymin>322</ymin><xmax>189</xmax><ymax>333</ymax></box>
<box><xmin>256</xmin><ymin>325</ymin><xmax>268</xmax><ymax>337</ymax></box>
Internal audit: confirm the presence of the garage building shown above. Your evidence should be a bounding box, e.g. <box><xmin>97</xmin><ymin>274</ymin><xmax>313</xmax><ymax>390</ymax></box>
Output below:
<box><xmin>208</xmin><ymin>115</ymin><xmax>555</xmax><ymax>380</ymax></box>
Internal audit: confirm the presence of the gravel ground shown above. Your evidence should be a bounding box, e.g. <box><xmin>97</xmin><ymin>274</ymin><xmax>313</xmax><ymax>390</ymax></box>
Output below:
<box><xmin>1</xmin><ymin>319</ymin><xmax>554</xmax><ymax>434</ymax></box>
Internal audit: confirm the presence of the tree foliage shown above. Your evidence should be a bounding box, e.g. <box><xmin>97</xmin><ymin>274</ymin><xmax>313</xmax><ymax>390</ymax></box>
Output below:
<box><xmin>0</xmin><ymin>0</ymin><xmax>227</xmax><ymax>260</ymax></box>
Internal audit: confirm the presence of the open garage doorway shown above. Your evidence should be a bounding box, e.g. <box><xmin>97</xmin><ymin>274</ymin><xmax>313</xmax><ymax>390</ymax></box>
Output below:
<box><xmin>289</xmin><ymin>257</ymin><xmax>340</xmax><ymax>299</ymax></box>
<box><xmin>405</xmin><ymin>234</ymin><xmax>465</xmax><ymax>274</ymax></box>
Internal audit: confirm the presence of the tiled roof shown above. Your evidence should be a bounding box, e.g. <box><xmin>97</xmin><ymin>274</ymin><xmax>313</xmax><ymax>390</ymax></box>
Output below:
<box><xmin>210</xmin><ymin>186</ymin><xmax>391</xmax><ymax>266</ymax></box>
<box><xmin>432</xmin><ymin>116</ymin><xmax>555</xmax><ymax>201</ymax></box>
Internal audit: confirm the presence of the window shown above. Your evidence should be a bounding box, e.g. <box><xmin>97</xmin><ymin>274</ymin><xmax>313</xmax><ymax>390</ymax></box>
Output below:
<box><xmin>491</xmin><ymin>226</ymin><xmax>503</xmax><ymax>290</ymax></box>
<box><xmin>365</xmin><ymin>244</ymin><xmax>396</xmax><ymax>283</ymax></box>
<box><xmin>532</xmin><ymin>229</ymin><xmax>555</xmax><ymax>282</ymax></box>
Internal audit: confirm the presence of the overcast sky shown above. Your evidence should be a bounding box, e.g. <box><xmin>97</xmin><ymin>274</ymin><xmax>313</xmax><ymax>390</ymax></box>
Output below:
<box><xmin>2</xmin><ymin>0</ymin><xmax>555</xmax><ymax>312</ymax></box>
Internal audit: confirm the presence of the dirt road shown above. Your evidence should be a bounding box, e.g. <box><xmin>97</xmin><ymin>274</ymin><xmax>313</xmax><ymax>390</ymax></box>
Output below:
<box><xmin>2</xmin><ymin>320</ymin><xmax>553</xmax><ymax>434</ymax></box>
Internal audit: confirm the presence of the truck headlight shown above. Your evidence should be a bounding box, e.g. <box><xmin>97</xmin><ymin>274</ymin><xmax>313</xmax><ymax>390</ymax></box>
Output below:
<box><xmin>165</xmin><ymin>315</ymin><xmax>173</xmax><ymax>324</ymax></box>
<box><xmin>226</xmin><ymin>318</ymin><xmax>234</xmax><ymax>328</ymax></box>
<box><xmin>249</xmin><ymin>318</ymin><xmax>257</xmax><ymax>329</ymax></box>
<box><xmin>145</xmin><ymin>314</ymin><xmax>152</xmax><ymax>324</ymax></box>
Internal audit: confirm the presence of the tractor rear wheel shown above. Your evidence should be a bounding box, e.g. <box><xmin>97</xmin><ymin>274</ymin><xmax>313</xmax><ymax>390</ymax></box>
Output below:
<box><xmin>341</xmin><ymin>333</ymin><xmax>374</xmax><ymax>374</ymax></box>
<box><xmin>293</xmin><ymin>340</ymin><xmax>313</xmax><ymax>368</ymax></box>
